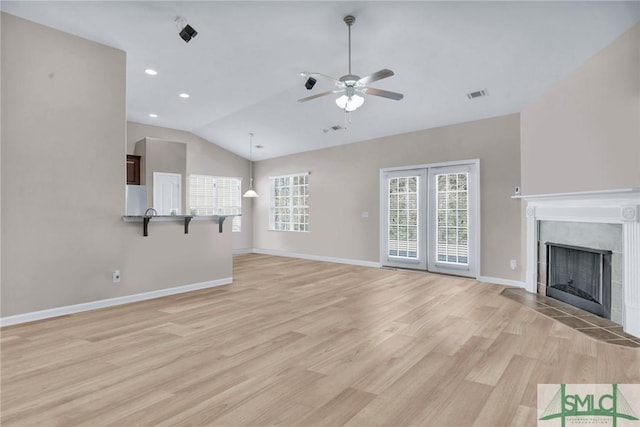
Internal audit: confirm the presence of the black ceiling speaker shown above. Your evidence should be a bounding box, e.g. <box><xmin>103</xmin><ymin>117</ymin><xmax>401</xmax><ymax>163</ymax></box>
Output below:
<box><xmin>179</xmin><ymin>24</ymin><xmax>198</xmax><ymax>43</ymax></box>
<box><xmin>305</xmin><ymin>77</ymin><xmax>317</xmax><ymax>90</ymax></box>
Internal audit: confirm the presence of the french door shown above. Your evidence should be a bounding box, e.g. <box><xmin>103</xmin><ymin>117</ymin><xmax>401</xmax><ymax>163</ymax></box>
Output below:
<box><xmin>427</xmin><ymin>164</ymin><xmax>477</xmax><ymax>277</ymax></box>
<box><xmin>381</xmin><ymin>169</ymin><xmax>428</xmax><ymax>269</ymax></box>
<box><xmin>381</xmin><ymin>162</ymin><xmax>478</xmax><ymax>278</ymax></box>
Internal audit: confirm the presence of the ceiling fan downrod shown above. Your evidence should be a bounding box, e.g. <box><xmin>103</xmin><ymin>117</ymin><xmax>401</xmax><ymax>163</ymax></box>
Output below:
<box><xmin>344</xmin><ymin>15</ymin><xmax>355</xmax><ymax>75</ymax></box>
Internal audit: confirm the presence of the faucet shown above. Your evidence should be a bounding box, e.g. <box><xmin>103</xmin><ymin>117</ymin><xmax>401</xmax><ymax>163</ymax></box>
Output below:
<box><xmin>144</xmin><ymin>207</ymin><xmax>158</xmax><ymax>217</ymax></box>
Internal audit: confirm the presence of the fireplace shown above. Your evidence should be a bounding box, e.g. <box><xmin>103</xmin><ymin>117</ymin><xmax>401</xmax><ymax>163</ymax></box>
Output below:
<box><xmin>545</xmin><ymin>242</ymin><xmax>611</xmax><ymax>319</ymax></box>
<box><xmin>520</xmin><ymin>188</ymin><xmax>640</xmax><ymax>337</ymax></box>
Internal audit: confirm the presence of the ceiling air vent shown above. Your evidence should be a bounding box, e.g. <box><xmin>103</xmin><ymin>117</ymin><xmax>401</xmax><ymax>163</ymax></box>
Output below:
<box><xmin>322</xmin><ymin>125</ymin><xmax>345</xmax><ymax>134</ymax></box>
<box><xmin>467</xmin><ymin>89</ymin><xmax>488</xmax><ymax>100</ymax></box>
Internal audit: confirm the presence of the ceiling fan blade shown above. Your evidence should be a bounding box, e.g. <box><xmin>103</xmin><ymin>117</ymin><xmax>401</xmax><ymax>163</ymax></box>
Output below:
<box><xmin>362</xmin><ymin>87</ymin><xmax>404</xmax><ymax>101</ymax></box>
<box><xmin>297</xmin><ymin>89</ymin><xmax>344</xmax><ymax>103</ymax></box>
<box><xmin>303</xmin><ymin>72</ymin><xmax>342</xmax><ymax>86</ymax></box>
<box><xmin>357</xmin><ymin>69</ymin><xmax>395</xmax><ymax>86</ymax></box>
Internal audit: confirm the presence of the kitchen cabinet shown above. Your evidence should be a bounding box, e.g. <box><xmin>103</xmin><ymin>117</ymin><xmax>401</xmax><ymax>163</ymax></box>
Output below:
<box><xmin>126</xmin><ymin>155</ymin><xmax>141</xmax><ymax>185</ymax></box>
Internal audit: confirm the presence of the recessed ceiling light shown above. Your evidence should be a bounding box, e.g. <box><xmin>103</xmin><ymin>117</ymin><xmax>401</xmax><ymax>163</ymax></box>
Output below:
<box><xmin>148</xmin><ymin>113</ymin><xmax>158</xmax><ymax>118</ymax></box>
<box><xmin>179</xmin><ymin>93</ymin><xmax>190</xmax><ymax>99</ymax></box>
<box><xmin>144</xmin><ymin>69</ymin><xmax>158</xmax><ymax>76</ymax></box>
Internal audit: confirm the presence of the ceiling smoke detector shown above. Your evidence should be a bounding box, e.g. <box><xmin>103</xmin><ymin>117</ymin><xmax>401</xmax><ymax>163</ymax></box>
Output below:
<box><xmin>467</xmin><ymin>89</ymin><xmax>488</xmax><ymax>100</ymax></box>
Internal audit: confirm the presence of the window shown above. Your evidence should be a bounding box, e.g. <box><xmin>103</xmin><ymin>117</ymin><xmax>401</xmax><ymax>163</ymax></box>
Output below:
<box><xmin>189</xmin><ymin>175</ymin><xmax>242</xmax><ymax>232</ymax></box>
<box><xmin>269</xmin><ymin>173</ymin><xmax>309</xmax><ymax>232</ymax></box>
<box><xmin>435</xmin><ymin>172</ymin><xmax>469</xmax><ymax>265</ymax></box>
<box><xmin>388</xmin><ymin>175</ymin><xmax>419</xmax><ymax>259</ymax></box>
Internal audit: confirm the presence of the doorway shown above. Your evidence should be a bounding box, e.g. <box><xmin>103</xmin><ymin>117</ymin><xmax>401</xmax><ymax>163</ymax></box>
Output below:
<box><xmin>153</xmin><ymin>172</ymin><xmax>182</xmax><ymax>215</ymax></box>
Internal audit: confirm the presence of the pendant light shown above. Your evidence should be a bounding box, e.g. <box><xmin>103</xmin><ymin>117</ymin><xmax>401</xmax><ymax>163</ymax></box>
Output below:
<box><xmin>243</xmin><ymin>133</ymin><xmax>259</xmax><ymax>198</ymax></box>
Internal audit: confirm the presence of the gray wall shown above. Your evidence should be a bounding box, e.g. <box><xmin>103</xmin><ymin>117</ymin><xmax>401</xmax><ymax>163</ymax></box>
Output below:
<box><xmin>253</xmin><ymin>114</ymin><xmax>522</xmax><ymax>281</ymax></box>
<box><xmin>521</xmin><ymin>22</ymin><xmax>640</xmax><ymax>195</ymax></box>
<box><xmin>127</xmin><ymin>122</ymin><xmax>253</xmax><ymax>251</ymax></box>
<box><xmin>1</xmin><ymin>13</ymin><xmax>233</xmax><ymax>318</ymax></box>
<box><xmin>518</xmin><ymin>22</ymin><xmax>639</xmax><ymax>282</ymax></box>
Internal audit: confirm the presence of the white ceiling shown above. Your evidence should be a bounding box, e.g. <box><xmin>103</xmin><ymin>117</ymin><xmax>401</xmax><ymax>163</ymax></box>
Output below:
<box><xmin>3</xmin><ymin>1</ymin><xmax>639</xmax><ymax>160</ymax></box>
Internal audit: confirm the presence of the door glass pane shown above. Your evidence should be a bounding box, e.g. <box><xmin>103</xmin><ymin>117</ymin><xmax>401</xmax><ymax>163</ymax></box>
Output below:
<box><xmin>388</xmin><ymin>176</ymin><xmax>419</xmax><ymax>259</ymax></box>
<box><xmin>435</xmin><ymin>172</ymin><xmax>469</xmax><ymax>265</ymax></box>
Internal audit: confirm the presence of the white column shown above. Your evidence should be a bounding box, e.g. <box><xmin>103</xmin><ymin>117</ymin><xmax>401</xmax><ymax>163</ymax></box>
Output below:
<box><xmin>622</xmin><ymin>205</ymin><xmax>640</xmax><ymax>337</ymax></box>
<box><xmin>525</xmin><ymin>205</ymin><xmax>538</xmax><ymax>294</ymax></box>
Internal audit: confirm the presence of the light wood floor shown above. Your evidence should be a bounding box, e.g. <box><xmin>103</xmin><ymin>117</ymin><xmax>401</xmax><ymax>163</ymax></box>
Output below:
<box><xmin>2</xmin><ymin>254</ymin><xmax>639</xmax><ymax>426</ymax></box>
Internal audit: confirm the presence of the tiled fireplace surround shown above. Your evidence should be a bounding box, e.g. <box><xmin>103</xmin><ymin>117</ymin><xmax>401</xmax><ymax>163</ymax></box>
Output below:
<box><xmin>521</xmin><ymin>189</ymin><xmax>640</xmax><ymax>338</ymax></box>
<box><xmin>537</xmin><ymin>222</ymin><xmax>622</xmax><ymax>323</ymax></box>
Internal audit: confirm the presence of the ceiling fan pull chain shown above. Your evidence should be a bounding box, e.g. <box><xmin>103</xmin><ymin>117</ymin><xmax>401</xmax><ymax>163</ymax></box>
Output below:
<box><xmin>344</xmin><ymin>109</ymin><xmax>352</xmax><ymax>125</ymax></box>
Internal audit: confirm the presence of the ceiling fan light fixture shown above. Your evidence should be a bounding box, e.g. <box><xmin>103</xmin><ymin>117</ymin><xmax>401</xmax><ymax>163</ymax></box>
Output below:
<box><xmin>336</xmin><ymin>93</ymin><xmax>364</xmax><ymax>112</ymax></box>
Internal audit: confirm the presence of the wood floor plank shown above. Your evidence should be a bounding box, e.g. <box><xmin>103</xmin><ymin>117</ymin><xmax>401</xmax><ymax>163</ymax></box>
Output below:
<box><xmin>2</xmin><ymin>254</ymin><xmax>639</xmax><ymax>426</ymax></box>
<box><xmin>423</xmin><ymin>380</ymin><xmax>494</xmax><ymax>426</ymax></box>
<box><xmin>344</xmin><ymin>351</ymin><xmax>456</xmax><ymax>426</ymax></box>
<box><xmin>294</xmin><ymin>387</ymin><xmax>376</xmax><ymax>427</ymax></box>
<box><xmin>206</xmin><ymin>368</ymin><xmax>326</xmax><ymax>426</ymax></box>
<box><xmin>471</xmin><ymin>355</ymin><xmax>538</xmax><ymax>427</ymax></box>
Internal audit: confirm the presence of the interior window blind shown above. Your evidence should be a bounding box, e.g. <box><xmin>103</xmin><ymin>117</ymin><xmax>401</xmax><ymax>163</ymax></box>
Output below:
<box><xmin>189</xmin><ymin>175</ymin><xmax>242</xmax><ymax>232</ymax></box>
<box><xmin>189</xmin><ymin>175</ymin><xmax>216</xmax><ymax>216</ymax></box>
<box><xmin>215</xmin><ymin>177</ymin><xmax>242</xmax><ymax>232</ymax></box>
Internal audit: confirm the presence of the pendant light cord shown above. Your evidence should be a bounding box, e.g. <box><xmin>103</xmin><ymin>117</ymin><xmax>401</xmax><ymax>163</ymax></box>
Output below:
<box><xmin>249</xmin><ymin>133</ymin><xmax>254</xmax><ymax>188</ymax></box>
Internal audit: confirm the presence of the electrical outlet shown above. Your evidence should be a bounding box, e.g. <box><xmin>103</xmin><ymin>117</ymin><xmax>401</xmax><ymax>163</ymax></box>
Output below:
<box><xmin>361</xmin><ymin>211</ymin><xmax>369</xmax><ymax>218</ymax></box>
<box><xmin>113</xmin><ymin>270</ymin><xmax>121</xmax><ymax>283</ymax></box>
<box><xmin>510</xmin><ymin>259</ymin><xmax>517</xmax><ymax>270</ymax></box>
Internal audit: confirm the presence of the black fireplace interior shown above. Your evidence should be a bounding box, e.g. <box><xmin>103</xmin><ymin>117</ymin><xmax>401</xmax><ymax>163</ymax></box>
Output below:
<box><xmin>546</xmin><ymin>242</ymin><xmax>612</xmax><ymax>319</ymax></box>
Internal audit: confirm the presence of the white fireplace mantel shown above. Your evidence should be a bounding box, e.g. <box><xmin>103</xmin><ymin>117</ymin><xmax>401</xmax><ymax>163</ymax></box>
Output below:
<box><xmin>516</xmin><ymin>188</ymin><xmax>640</xmax><ymax>337</ymax></box>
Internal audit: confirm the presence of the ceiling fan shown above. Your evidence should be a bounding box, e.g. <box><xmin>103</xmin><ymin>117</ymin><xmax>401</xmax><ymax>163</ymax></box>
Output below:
<box><xmin>298</xmin><ymin>15</ymin><xmax>404</xmax><ymax>112</ymax></box>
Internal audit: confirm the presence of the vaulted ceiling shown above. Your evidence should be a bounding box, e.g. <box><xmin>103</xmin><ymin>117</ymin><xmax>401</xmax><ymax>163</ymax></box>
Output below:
<box><xmin>3</xmin><ymin>1</ymin><xmax>639</xmax><ymax>160</ymax></box>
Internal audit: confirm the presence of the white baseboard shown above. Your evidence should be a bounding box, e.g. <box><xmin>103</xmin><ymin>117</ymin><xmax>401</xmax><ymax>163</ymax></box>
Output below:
<box><xmin>477</xmin><ymin>275</ymin><xmax>527</xmax><ymax>289</ymax></box>
<box><xmin>0</xmin><ymin>277</ymin><xmax>232</xmax><ymax>327</ymax></box>
<box><xmin>249</xmin><ymin>248</ymin><xmax>381</xmax><ymax>268</ymax></box>
<box><xmin>232</xmin><ymin>248</ymin><xmax>254</xmax><ymax>255</ymax></box>
<box><xmin>240</xmin><ymin>251</ymin><xmax>523</xmax><ymax>286</ymax></box>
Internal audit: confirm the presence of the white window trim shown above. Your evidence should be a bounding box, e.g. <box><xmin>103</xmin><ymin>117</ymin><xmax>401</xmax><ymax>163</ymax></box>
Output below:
<box><xmin>267</xmin><ymin>172</ymin><xmax>310</xmax><ymax>179</ymax></box>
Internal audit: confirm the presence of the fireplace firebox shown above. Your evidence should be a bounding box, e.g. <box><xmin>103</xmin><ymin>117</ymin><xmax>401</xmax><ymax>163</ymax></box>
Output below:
<box><xmin>545</xmin><ymin>242</ymin><xmax>612</xmax><ymax>319</ymax></box>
